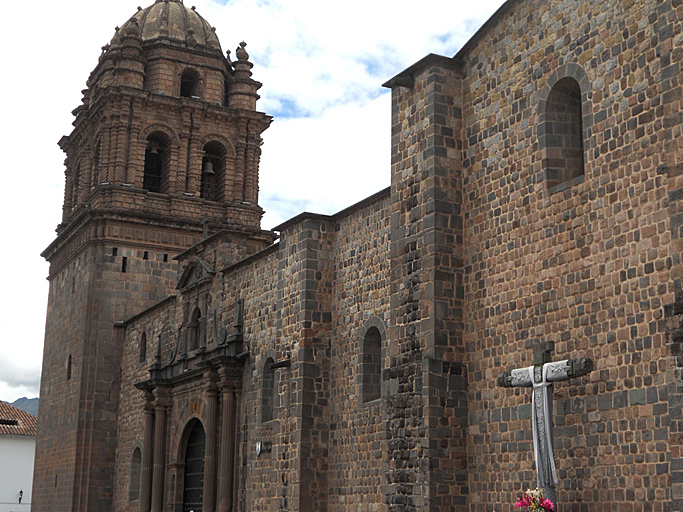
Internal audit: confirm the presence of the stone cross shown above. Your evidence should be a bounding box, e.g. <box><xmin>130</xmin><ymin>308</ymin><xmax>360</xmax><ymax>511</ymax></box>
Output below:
<box><xmin>497</xmin><ymin>351</ymin><xmax>594</xmax><ymax>508</ymax></box>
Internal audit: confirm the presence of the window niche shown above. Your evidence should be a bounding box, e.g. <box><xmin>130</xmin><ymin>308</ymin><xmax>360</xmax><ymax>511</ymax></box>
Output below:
<box><xmin>261</xmin><ymin>357</ymin><xmax>276</xmax><ymax>423</ymax></box>
<box><xmin>358</xmin><ymin>317</ymin><xmax>386</xmax><ymax>405</ymax></box>
<box><xmin>180</xmin><ymin>68</ymin><xmax>201</xmax><ymax>99</ymax></box>
<box><xmin>539</xmin><ymin>67</ymin><xmax>590</xmax><ymax>193</ymax></box>
<box><xmin>128</xmin><ymin>448</ymin><xmax>142</xmax><ymax>502</ymax></box>
<box><xmin>143</xmin><ymin>132</ymin><xmax>171</xmax><ymax>193</ymax></box>
<box><xmin>200</xmin><ymin>141</ymin><xmax>227</xmax><ymax>202</ymax></box>
<box><xmin>361</xmin><ymin>327</ymin><xmax>382</xmax><ymax>403</ymax></box>
<box><xmin>187</xmin><ymin>307</ymin><xmax>202</xmax><ymax>352</ymax></box>
<box><xmin>139</xmin><ymin>332</ymin><xmax>147</xmax><ymax>363</ymax></box>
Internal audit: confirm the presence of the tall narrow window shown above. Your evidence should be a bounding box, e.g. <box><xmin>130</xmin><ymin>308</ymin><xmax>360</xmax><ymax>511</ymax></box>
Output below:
<box><xmin>361</xmin><ymin>327</ymin><xmax>382</xmax><ymax>403</ymax></box>
<box><xmin>542</xmin><ymin>77</ymin><xmax>585</xmax><ymax>190</ymax></box>
<box><xmin>200</xmin><ymin>142</ymin><xmax>227</xmax><ymax>202</ymax></box>
<box><xmin>139</xmin><ymin>332</ymin><xmax>147</xmax><ymax>363</ymax></box>
<box><xmin>183</xmin><ymin>420</ymin><xmax>206</xmax><ymax>512</ymax></box>
<box><xmin>66</xmin><ymin>354</ymin><xmax>72</xmax><ymax>381</ymax></box>
<box><xmin>143</xmin><ymin>133</ymin><xmax>171</xmax><ymax>193</ymax></box>
<box><xmin>129</xmin><ymin>448</ymin><xmax>142</xmax><ymax>502</ymax></box>
<box><xmin>180</xmin><ymin>68</ymin><xmax>200</xmax><ymax>98</ymax></box>
<box><xmin>261</xmin><ymin>357</ymin><xmax>276</xmax><ymax>422</ymax></box>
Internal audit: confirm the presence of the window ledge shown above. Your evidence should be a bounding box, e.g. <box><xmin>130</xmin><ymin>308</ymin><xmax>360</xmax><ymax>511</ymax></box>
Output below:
<box><xmin>547</xmin><ymin>173</ymin><xmax>585</xmax><ymax>195</ymax></box>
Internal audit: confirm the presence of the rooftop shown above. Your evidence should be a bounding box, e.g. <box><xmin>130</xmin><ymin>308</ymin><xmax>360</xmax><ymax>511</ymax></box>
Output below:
<box><xmin>0</xmin><ymin>401</ymin><xmax>37</xmax><ymax>437</ymax></box>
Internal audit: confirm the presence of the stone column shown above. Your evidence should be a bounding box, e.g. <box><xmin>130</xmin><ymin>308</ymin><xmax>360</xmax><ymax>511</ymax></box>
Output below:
<box><xmin>217</xmin><ymin>380</ymin><xmax>235</xmax><ymax>512</ymax></box>
<box><xmin>203</xmin><ymin>376</ymin><xmax>218</xmax><ymax>512</ymax></box>
<box><xmin>151</xmin><ymin>391</ymin><xmax>167</xmax><ymax>512</ymax></box>
<box><xmin>140</xmin><ymin>392</ymin><xmax>155</xmax><ymax>512</ymax></box>
<box><xmin>232</xmin><ymin>385</ymin><xmax>242</xmax><ymax>512</ymax></box>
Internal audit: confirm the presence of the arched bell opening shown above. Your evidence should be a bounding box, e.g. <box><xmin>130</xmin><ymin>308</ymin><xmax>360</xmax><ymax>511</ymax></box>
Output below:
<box><xmin>143</xmin><ymin>132</ymin><xmax>172</xmax><ymax>193</ymax></box>
<box><xmin>200</xmin><ymin>141</ymin><xmax>227</xmax><ymax>202</ymax></box>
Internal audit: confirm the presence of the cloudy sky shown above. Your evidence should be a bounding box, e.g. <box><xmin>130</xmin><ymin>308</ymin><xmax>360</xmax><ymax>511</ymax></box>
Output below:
<box><xmin>0</xmin><ymin>0</ymin><xmax>506</xmax><ymax>402</ymax></box>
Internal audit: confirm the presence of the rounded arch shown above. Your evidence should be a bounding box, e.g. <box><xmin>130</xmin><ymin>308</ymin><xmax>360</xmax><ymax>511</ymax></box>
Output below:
<box><xmin>198</xmin><ymin>134</ymin><xmax>236</xmax><ymax>157</ymax></box>
<box><xmin>261</xmin><ymin>352</ymin><xmax>277</xmax><ymax>423</ymax></box>
<box><xmin>357</xmin><ymin>317</ymin><xmax>387</xmax><ymax>404</ymax></box>
<box><xmin>128</xmin><ymin>446</ymin><xmax>142</xmax><ymax>502</ymax></box>
<box><xmin>139</xmin><ymin>123</ymin><xmax>179</xmax><ymax>146</ymax></box>
<box><xmin>178</xmin><ymin>418</ymin><xmax>206</xmax><ymax>512</ymax></box>
<box><xmin>538</xmin><ymin>63</ymin><xmax>591</xmax><ymax>107</ymax></box>
<box><xmin>537</xmin><ymin>63</ymin><xmax>592</xmax><ymax>192</ymax></box>
<box><xmin>200</xmin><ymin>140</ymin><xmax>230</xmax><ymax>202</ymax></box>
<box><xmin>142</xmin><ymin>130</ymin><xmax>174</xmax><ymax>193</ymax></box>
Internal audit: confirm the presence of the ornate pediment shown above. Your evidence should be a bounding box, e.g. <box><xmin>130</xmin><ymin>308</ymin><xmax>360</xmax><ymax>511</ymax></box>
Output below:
<box><xmin>176</xmin><ymin>257</ymin><xmax>215</xmax><ymax>291</ymax></box>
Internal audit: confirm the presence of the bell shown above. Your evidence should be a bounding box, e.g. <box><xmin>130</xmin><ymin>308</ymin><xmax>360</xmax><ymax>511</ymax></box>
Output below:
<box><xmin>202</xmin><ymin>159</ymin><xmax>215</xmax><ymax>175</ymax></box>
<box><xmin>147</xmin><ymin>145</ymin><xmax>158</xmax><ymax>155</ymax></box>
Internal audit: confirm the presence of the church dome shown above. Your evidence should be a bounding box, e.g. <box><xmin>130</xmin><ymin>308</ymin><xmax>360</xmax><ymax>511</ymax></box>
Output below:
<box><xmin>112</xmin><ymin>0</ymin><xmax>222</xmax><ymax>51</ymax></box>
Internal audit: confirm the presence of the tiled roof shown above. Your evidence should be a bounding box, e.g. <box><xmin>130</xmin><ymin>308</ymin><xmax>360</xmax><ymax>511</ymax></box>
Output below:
<box><xmin>0</xmin><ymin>401</ymin><xmax>37</xmax><ymax>437</ymax></box>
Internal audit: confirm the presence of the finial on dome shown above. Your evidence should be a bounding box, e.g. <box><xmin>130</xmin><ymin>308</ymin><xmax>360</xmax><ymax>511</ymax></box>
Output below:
<box><xmin>186</xmin><ymin>28</ymin><xmax>197</xmax><ymax>48</ymax></box>
<box><xmin>137</xmin><ymin>6</ymin><xmax>142</xmax><ymax>10</ymax></box>
<box><xmin>236</xmin><ymin>41</ymin><xmax>249</xmax><ymax>61</ymax></box>
<box><xmin>124</xmin><ymin>17</ymin><xmax>141</xmax><ymax>36</ymax></box>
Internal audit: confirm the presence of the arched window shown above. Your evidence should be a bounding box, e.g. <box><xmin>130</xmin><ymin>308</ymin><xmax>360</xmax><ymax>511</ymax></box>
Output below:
<box><xmin>180</xmin><ymin>68</ymin><xmax>200</xmax><ymax>99</ymax></box>
<box><xmin>128</xmin><ymin>447</ymin><xmax>142</xmax><ymax>502</ymax></box>
<box><xmin>361</xmin><ymin>327</ymin><xmax>382</xmax><ymax>403</ymax></box>
<box><xmin>261</xmin><ymin>357</ymin><xmax>276</xmax><ymax>423</ymax></box>
<box><xmin>542</xmin><ymin>76</ymin><xmax>585</xmax><ymax>190</ymax></box>
<box><xmin>143</xmin><ymin>132</ymin><xmax>171</xmax><ymax>193</ymax></box>
<box><xmin>200</xmin><ymin>142</ymin><xmax>227</xmax><ymax>202</ymax></box>
<box><xmin>188</xmin><ymin>307</ymin><xmax>202</xmax><ymax>352</ymax></box>
<box><xmin>183</xmin><ymin>420</ymin><xmax>205</xmax><ymax>512</ymax></box>
<box><xmin>139</xmin><ymin>332</ymin><xmax>147</xmax><ymax>363</ymax></box>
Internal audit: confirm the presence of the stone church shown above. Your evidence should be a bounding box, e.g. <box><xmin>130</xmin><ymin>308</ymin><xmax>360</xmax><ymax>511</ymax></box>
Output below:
<box><xmin>33</xmin><ymin>0</ymin><xmax>683</xmax><ymax>511</ymax></box>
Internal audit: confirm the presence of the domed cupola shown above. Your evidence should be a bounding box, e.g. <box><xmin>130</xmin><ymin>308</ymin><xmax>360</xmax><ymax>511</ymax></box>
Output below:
<box><xmin>111</xmin><ymin>0</ymin><xmax>222</xmax><ymax>52</ymax></box>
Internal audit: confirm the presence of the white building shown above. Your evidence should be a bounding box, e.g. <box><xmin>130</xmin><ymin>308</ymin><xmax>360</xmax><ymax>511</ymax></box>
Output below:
<box><xmin>0</xmin><ymin>402</ymin><xmax>36</xmax><ymax>512</ymax></box>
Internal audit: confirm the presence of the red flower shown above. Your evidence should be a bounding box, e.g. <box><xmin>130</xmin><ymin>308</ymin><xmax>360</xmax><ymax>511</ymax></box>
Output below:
<box><xmin>541</xmin><ymin>498</ymin><xmax>555</xmax><ymax>511</ymax></box>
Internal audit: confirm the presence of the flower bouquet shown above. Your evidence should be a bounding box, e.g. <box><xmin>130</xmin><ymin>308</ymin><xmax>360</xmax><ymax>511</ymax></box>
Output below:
<box><xmin>514</xmin><ymin>488</ymin><xmax>554</xmax><ymax>511</ymax></box>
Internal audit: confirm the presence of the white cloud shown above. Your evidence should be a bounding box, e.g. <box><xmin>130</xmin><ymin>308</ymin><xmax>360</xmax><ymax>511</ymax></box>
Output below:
<box><xmin>0</xmin><ymin>0</ymin><xmax>506</xmax><ymax>402</ymax></box>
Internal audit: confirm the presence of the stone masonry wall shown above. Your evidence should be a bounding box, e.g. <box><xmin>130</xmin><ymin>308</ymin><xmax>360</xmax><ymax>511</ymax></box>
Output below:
<box><xmin>35</xmin><ymin>238</ymin><xmax>181</xmax><ymax>512</ymax></box>
<box><xmin>388</xmin><ymin>59</ymin><xmax>468</xmax><ymax>512</ymax></box>
<box><xmin>112</xmin><ymin>192</ymin><xmax>391</xmax><ymax>512</ymax></box>
<box><xmin>112</xmin><ymin>297</ymin><xmax>177</xmax><ymax>512</ymax></box>
<box><xmin>327</xmin><ymin>195</ymin><xmax>391</xmax><ymax>512</ymax></box>
<box><xmin>457</xmin><ymin>0</ymin><xmax>682</xmax><ymax>510</ymax></box>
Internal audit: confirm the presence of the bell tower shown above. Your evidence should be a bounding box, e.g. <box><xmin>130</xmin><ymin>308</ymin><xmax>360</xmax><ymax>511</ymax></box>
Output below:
<box><xmin>33</xmin><ymin>2</ymin><xmax>274</xmax><ymax>511</ymax></box>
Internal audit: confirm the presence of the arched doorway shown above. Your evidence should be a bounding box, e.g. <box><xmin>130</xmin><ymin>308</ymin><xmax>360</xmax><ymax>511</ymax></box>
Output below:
<box><xmin>183</xmin><ymin>419</ymin><xmax>206</xmax><ymax>512</ymax></box>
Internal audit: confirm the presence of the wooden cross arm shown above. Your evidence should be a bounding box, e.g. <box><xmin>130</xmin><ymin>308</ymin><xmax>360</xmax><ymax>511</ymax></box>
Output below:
<box><xmin>567</xmin><ymin>357</ymin><xmax>594</xmax><ymax>378</ymax></box>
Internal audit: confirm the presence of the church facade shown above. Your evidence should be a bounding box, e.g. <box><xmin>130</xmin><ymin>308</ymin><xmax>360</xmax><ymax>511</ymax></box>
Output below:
<box><xmin>34</xmin><ymin>0</ymin><xmax>683</xmax><ymax>511</ymax></box>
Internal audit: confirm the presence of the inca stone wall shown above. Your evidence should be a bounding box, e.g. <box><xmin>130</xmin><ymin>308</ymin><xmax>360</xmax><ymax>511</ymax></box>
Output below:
<box><xmin>327</xmin><ymin>196</ymin><xmax>390</xmax><ymax>511</ymax></box>
<box><xmin>113</xmin><ymin>192</ymin><xmax>391</xmax><ymax>511</ymax></box>
<box><xmin>35</xmin><ymin>241</ymin><xmax>181</xmax><ymax>512</ymax></box>
<box><xmin>449</xmin><ymin>0</ymin><xmax>682</xmax><ymax>510</ymax></box>
<box><xmin>41</xmin><ymin>0</ymin><xmax>683</xmax><ymax>511</ymax></box>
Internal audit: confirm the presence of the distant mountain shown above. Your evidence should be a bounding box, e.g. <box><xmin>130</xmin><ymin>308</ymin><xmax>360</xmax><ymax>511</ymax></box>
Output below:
<box><xmin>11</xmin><ymin>397</ymin><xmax>39</xmax><ymax>416</ymax></box>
